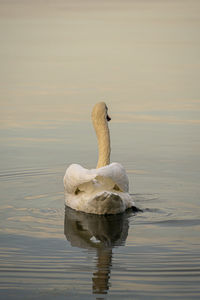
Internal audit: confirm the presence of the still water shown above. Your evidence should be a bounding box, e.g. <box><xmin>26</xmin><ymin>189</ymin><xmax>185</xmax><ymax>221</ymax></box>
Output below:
<box><xmin>0</xmin><ymin>0</ymin><xmax>200</xmax><ymax>299</ymax></box>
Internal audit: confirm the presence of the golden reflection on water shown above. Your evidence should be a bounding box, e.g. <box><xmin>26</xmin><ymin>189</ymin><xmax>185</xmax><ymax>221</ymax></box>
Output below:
<box><xmin>0</xmin><ymin>0</ymin><xmax>200</xmax><ymax>128</ymax></box>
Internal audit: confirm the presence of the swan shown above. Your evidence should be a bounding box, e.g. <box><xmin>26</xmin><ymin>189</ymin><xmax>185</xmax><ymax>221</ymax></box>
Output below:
<box><xmin>63</xmin><ymin>102</ymin><xmax>135</xmax><ymax>214</ymax></box>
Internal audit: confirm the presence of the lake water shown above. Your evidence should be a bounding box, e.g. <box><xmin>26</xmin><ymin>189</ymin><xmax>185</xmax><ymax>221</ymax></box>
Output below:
<box><xmin>0</xmin><ymin>0</ymin><xmax>200</xmax><ymax>299</ymax></box>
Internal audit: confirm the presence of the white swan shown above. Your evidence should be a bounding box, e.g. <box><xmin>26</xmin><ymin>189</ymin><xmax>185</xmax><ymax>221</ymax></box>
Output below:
<box><xmin>64</xmin><ymin>102</ymin><xmax>135</xmax><ymax>214</ymax></box>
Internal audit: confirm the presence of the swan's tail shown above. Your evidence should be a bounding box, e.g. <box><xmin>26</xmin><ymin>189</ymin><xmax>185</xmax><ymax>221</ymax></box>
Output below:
<box><xmin>91</xmin><ymin>192</ymin><xmax>124</xmax><ymax>214</ymax></box>
<box><xmin>65</xmin><ymin>191</ymin><xmax>134</xmax><ymax>215</ymax></box>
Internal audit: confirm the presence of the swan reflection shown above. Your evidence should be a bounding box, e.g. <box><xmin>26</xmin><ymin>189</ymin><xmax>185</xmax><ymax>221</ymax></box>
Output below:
<box><xmin>64</xmin><ymin>207</ymin><xmax>131</xmax><ymax>295</ymax></box>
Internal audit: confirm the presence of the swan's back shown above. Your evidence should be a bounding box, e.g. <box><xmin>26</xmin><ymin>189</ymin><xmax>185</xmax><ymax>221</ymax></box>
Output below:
<box><xmin>64</xmin><ymin>163</ymin><xmax>134</xmax><ymax>215</ymax></box>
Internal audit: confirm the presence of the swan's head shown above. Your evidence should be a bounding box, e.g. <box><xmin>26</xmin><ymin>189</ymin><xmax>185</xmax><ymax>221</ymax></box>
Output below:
<box><xmin>91</xmin><ymin>102</ymin><xmax>111</xmax><ymax>124</ymax></box>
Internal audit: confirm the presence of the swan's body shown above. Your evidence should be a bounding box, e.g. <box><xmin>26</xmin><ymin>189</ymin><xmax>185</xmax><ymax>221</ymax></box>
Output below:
<box><xmin>64</xmin><ymin>102</ymin><xmax>135</xmax><ymax>214</ymax></box>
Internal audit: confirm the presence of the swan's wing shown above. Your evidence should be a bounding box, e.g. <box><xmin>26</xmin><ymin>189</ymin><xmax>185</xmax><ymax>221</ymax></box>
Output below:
<box><xmin>95</xmin><ymin>162</ymin><xmax>129</xmax><ymax>192</ymax></box>
<box><xmin>64</xmin><ymin>162</ymin><xmax>129</xmax><ymax>194</ymax></box>
<box><xmin>64</xmin><ymin>164</ymin><xmax>96</xmax><ymax>193</ymax></box>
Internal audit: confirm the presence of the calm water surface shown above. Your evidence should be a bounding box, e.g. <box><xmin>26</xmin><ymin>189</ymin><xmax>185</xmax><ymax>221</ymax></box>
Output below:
<box><xmin>0</xmin><ymin>1</ymin><xmax>200</xmax><ymax>299</ymax></box>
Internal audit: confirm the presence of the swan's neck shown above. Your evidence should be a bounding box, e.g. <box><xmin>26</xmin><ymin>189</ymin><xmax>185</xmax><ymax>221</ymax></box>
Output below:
<box><xmin>93</xmin><ymin>118</ymin><xmax>111</xmax><ymax>169</ymax></box>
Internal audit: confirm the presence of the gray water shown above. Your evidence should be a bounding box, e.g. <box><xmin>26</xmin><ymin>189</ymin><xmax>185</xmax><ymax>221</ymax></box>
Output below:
<box><xmin>1</xmin><ymin>1</ymin><xmax>200</xmax><ymax>299</ymax></box>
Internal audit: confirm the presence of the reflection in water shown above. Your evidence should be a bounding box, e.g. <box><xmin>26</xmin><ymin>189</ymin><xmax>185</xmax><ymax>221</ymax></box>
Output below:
<box><xmin>64</xmin><ymin>207</ymin><xmax>131</xmax><ymax>295</ymax></box>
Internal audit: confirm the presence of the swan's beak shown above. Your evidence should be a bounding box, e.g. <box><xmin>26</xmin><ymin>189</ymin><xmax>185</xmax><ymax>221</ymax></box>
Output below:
<box><xmin>107</xmin><ymin>114</ymin><xmax>111</xmax><ymax>122</ymax></box>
